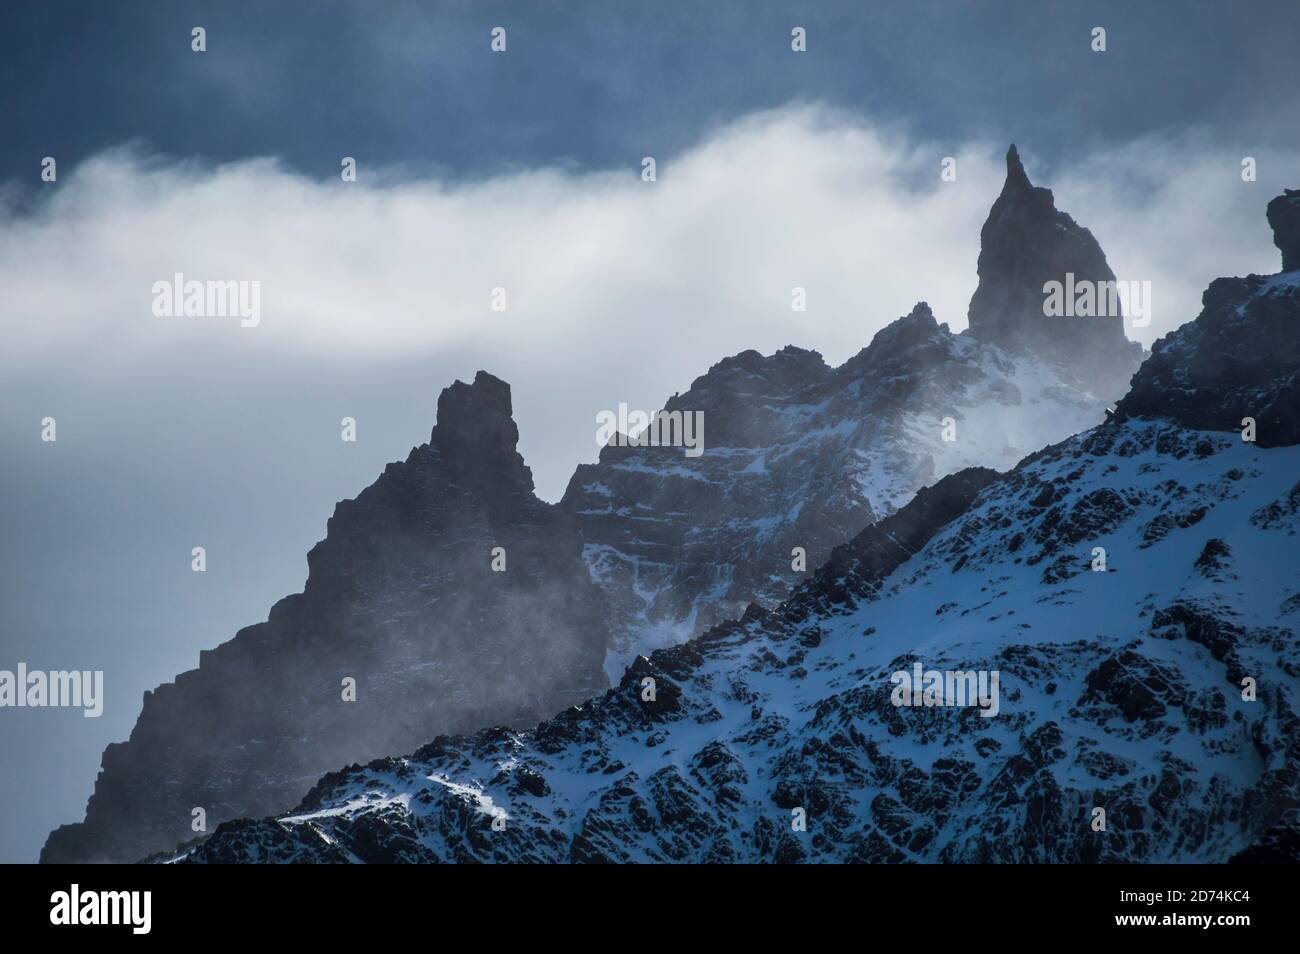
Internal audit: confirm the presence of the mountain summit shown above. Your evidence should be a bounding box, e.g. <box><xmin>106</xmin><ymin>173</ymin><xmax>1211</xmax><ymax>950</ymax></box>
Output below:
<box><xmin>1267</xmin><ymin>189</ymin><xmax>1300</xmax><ymax>272</ymax></box>
<box><xmin>967</xmin><ymin>145</ymin><xmax>1143</xmax><ymax>398</ymax></box>
<box><xmin>41</xmin><ymin>372</ymin><xmax>609</xmax><ymax>864</ymax></box>
<box><xmin>1117</xmin><ymin>189</ymin><xmax>1300</xmax><ymax>445</ymax></box>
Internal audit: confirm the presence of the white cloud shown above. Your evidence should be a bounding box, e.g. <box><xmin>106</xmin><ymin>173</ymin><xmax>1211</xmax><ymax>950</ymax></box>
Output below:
<box><xmin>1</xmin><ymin>108</ymin><xmax>989</xmax><ymax>368</ymax></box>
<box><xmin>2</xmin><ymin>105</ymin><xmax>1294</xmax><ymax>501</ymax></box>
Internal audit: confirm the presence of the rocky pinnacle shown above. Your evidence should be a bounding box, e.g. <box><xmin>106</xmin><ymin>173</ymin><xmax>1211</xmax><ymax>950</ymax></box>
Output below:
<box><xmin>1267</xmin><ymin>189</ymin><xmax>1300</xmax><ymax>273</ymax></box>
<box><xmin>966</xmin><ymin>144</ymin><xmax>1142</xmax><ymax>400</ymax></box>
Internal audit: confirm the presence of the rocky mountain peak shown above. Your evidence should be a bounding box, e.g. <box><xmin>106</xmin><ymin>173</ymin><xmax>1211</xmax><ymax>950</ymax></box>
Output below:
<box><xmin>1115</xmin><ymin>193</ymin><xmax>1300</xmax><ymax>446</ymax></box>
<box><xmin>432</xmin><ymin>371</ymin><xmax>518</xmax><ymax>449</ymax></box>
<box><xmin>429</xmin><ymin>370</ymin><xmax>532</xmax><ymax>493</ymax></box>
<box><xmin>698</xmin><ymin>345</ymin><xmax>829</xmax><ymax>388</ymax></box>
<box><xmin>770</xmin><ymin>344</ymin><xmax>829</xmax><ymax>372</ymax></box>
<box><xmin>861</xmin><ymin>301</ymin><xmax>945</xmax><ymax>355</ymax></box>
<box><xmin>1267</xmin><ymin>188</ymin><xmax>1300</xmax><ymax>272</ymax></box>
<box><xmin>966</xmin><ymin>144</ymin><xmax>1142</xmax><ymax>399</ymax></box>
<box><xmin>42</xmin><ymin>369</ymin><xmax>608</xmax><ymax>864</ymax></box>
<box><xmin>1002</xmin><ymin>142</ymin><xmax>1033</xmax><ymax>195</ymax></box>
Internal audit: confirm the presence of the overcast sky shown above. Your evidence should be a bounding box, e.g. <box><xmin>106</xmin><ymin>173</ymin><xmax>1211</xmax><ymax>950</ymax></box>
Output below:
<box><xmin>2</xmin><ymin>0</ymin><xmax>1298</xmax><ymax>863</ymax></box>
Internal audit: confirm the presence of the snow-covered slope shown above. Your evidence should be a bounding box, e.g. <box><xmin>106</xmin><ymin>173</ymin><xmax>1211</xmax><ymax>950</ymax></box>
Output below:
<box><xmin>172</xmin><ymin>193</ymin><xmax>1300</xmax><ymax>863</ymax></box>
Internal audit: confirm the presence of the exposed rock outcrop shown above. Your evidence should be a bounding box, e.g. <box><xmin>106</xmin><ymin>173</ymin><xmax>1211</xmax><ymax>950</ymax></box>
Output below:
<box><xmin>967</xmin><ymin>145</ymin><xmax>1143</xmax><ymax>399</ymax></box>
<box><xmin>42</xmin><ymin>372</ymin><xmax>610</xmax><ymax>864</ymax></box>
<box><xmin>1115</xmin><ymin>189</ymin><xmax>1300</xmax><ymax>446</ymax></box>
<box><xmin>1267</xmin><ymin>189</ymin><xmax>1300</xmax><ymax>273</ymax></box>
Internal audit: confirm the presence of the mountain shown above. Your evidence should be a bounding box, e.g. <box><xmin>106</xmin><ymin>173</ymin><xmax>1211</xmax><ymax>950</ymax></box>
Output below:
<box><xmin>1114</xmin><ymin>236</ymin><xmax>1300</xmax><ymax>446</ymax></box>
<box><xmin>41</xmin><ymin>372</ymin><xmax>610</xmax><ymax>864</ymax></box>
<box><xmin>567</xmin><ymin>307</ymin><xmax>1115</xmax><ymax>676</ymax></box>
<box><xmin>45</xmin><ymin>145</ymin><xmax>1143</xmax><ymax>864</ymax></box>
<box><xmin>1268</xmin><ymin>189</ymin><xmax>1300</xmax><ymax>273</ymax></box>
<box><xmin>967</xmin><ymin>144</ymin><xmax>1143</xmax><ymax>398</ymax></box>
<box><xmin>172</xmin><ymin>191</ymin><xmax>1300</xmax><ymax>864</ymax></box>
<box><xmin>567</xmin><ymin>146</ymin><xmax>1144</xmax><ymax>675</ymax></box>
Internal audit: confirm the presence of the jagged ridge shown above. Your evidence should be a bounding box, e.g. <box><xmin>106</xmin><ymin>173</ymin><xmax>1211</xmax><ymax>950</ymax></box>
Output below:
<box><xmin>171</xmin><ymin>193</ymin><xmax>1300</xmax><ymax>864</ymax></box>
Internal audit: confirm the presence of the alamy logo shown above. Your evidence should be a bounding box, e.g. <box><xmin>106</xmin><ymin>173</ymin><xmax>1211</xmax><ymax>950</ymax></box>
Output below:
<box><xmin>152</xmin><ymin>272</ymin><xmax>261</xmax><ymax>327</ymax></box>
<box><xmin>50</xmin><ymin>884</ymin><xmax>151</xmax><ymax>934</ymax></box>
<box><xmin>890</xmin><ymin>662</ymin><xmax>1000</xmax><ymax>717</ymax></box>
<box><xmin>1042</xmin><ymin>272</ymin><xmax>1151</xmax><ymax>328</ymax></box>
<box><xmin>0</xmin><ymin>664</ymin><xmax>102</xmax><ymax>717</ymax></box>
<box><xmin>595</xmin><ymin>404</ymin><xmax>705</xmax><ymax>458</ymax></box>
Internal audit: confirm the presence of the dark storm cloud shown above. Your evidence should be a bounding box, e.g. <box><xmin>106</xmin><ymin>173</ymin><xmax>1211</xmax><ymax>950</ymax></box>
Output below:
<box><xmin>3</xmin><ymin>0</ymin><xmax>1299</xmax><ymax>193</ymax></box>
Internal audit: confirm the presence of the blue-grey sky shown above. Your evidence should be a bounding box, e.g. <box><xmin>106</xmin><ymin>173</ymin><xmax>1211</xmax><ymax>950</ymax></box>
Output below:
<box><xmin>2</xmin><ymin>1</ymin><xmax>1298</xmax><ymax>864</ymax></box>
<box><xmin>5</xmin><ymin>1</ymin><xmax>1300</xmax><ymax>190</ymax></box>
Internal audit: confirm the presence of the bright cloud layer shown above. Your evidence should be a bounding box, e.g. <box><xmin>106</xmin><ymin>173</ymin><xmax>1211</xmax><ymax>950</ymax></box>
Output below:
<box><xmin>4</xmin><ymin>106</ymin><xmax>1292</xmax><ymax>379</ymax></box>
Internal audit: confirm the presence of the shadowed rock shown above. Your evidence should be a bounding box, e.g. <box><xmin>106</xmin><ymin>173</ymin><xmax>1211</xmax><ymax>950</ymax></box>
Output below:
<box><xmin>1115</xmin><ymin>193</ymin><xmax>1300</xmax><ymax>446</ymax></box>
<box><xmin>967</xmin><ymin>145</ymin><xmax>1142</xmax><ymax>400</ymax></box>
<box><xmin>42</xmin><ymin>371</ymin><xmax>611</xmax><ymax>864</ymax></box>
<box><xmin>1267</xmin><ymin>189</ymin><xmax>1300</xmax><ymax>272</ymax></box>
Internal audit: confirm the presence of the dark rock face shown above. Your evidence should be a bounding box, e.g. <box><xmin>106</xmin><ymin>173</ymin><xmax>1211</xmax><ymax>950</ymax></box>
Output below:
<box><xmin>41</xmin><ymin>372</ymin><xmax>610</xmax><ymax>864</ymax></box>
<box><xmin>1231</xmin><ymin>811</ymin><xmax>1300</xmax><ymax>863</ymax></box>
<box><xmin>1267</xmin><ymin>189</ymin><xmax>1300</xmax><ymax>273</ymax></box>
<box><xmin>1194</xmin><ymin>538</ymin><xmax>1233</xmax><ymax>578</ymax></box>
<box><xmin>174</xmin><ymin>412</ymin><xmax>1300</xmax><ymax>864</ymax></box>
<box><xmin>967</xmin><ymin>145</ymin><xmax>1143</xmax><ymax>400</ymax></box>
<box><xmin>1115</xmin><ymin>194</ymin><xmax>1300</xmax><ymax>447</ymax></box>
